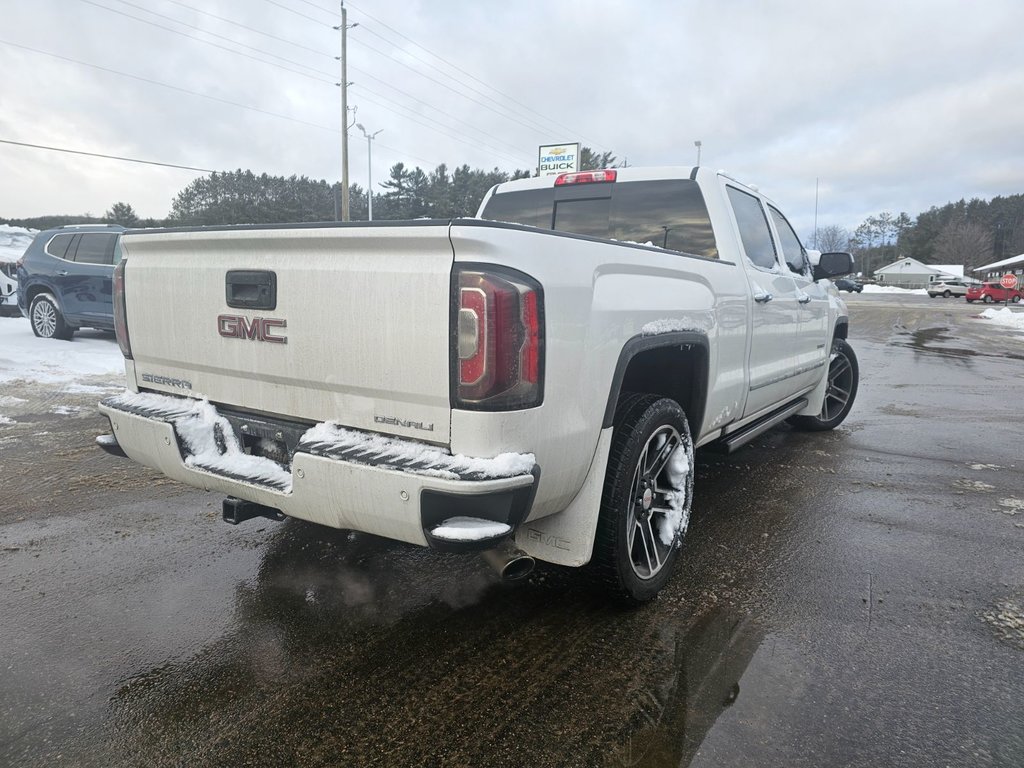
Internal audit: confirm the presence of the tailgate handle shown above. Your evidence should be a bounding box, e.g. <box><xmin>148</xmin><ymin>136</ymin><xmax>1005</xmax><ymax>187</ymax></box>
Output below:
<box><xmin>226</xmin><ymin>270</ymin><xmax>277</xmax><ymax>310</ymax></box>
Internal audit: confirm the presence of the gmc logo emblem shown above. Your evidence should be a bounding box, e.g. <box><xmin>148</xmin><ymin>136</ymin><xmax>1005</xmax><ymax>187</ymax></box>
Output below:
<box><xmin>217</xmin><ymin>315</ymin><xmax>288</xmax><ymax>344</ymax></box>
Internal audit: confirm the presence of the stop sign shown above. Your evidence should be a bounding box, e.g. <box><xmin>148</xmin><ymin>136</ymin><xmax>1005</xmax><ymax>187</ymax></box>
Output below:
<box><xmin>1000</xmin><ymin>273</ymin><xmax>1018</xmax><ymax>289</ymax></box>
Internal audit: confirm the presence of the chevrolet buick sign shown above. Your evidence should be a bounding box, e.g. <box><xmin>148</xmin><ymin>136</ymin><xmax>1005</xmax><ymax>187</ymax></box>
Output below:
<box><xmin>538</xmin><ymin>143</ymin><xmax>579</xmax><ymax>176</ymax></box>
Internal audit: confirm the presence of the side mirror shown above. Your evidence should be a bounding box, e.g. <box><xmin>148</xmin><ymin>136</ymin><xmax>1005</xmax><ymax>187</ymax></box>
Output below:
<box><xmin>813</xmin><ymin>251</ymin><xmax>855</xmax><ymax>280</ymax></box>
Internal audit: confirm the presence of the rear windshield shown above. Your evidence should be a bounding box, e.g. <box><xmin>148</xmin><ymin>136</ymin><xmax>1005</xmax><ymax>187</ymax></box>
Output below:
<box><xmin>481</xmin><ymin>179</ymin><xmax>719</xmax><ymax>259</ymax></box>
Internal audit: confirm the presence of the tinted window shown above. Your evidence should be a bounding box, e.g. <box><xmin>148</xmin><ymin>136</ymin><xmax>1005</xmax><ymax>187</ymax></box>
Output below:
<box><xmin>73</xmin><ymin>233</ymin><xmax>117</xmax><ymax>265</ymax></box>
<box><xmin>45</xmin><ymin>233</ymin><xmax>75</xmax><ymax>260</ymax></box>
<box><xmin>479</xmin><ymin>189</ymin><xmax>551</xmax><ymax>228</ymax></box>
<box><xmin>611</xmin><ymin>180</ymin><xmax>718</xmax><ymax>259</ymax></box>
<box><xmin>554</xmin><ymin>197</ymin><xmax>611</xmax><ymax>237</ymax></box>
<box><xmin>768</xmin><ymin>205</ymin><xmax>809</xmax><ymax>277</ymax></box>
<box><xmin>727</xmin><ymin>187</ymin><xmax>777</xmax><ymax>270</ymax></box>
<box><xmin>481</xmin><ymin>180</ymin><xmax>719</xmax><ymax>259</ymax></box>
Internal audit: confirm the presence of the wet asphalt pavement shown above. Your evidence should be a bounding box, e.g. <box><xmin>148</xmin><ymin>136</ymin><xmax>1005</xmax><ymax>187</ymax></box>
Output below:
<box><xmin>1</xmin><ymin>295</ymin><xmax>1022</xmax><ymax>767</ymax></box>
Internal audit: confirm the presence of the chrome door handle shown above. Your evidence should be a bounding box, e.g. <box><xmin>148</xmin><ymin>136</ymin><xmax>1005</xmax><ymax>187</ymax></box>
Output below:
<box><xmin>797</xmin><ymin>294</ymin><xmax>812</xmax><ymax>304</ymax></box>
<box><xmin>754</xmin><ymin>292</ymin><xmax>773</xmax><ymax>303</ymax></box>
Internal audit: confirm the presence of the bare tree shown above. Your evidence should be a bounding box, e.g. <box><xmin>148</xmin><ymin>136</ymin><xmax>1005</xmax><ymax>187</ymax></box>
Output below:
<box><xmin>815</xmin><ymin>224</ymin><xmax>850</xmax><ymax>253</ymax></box>
<box><xmin>932</xmin><ymin>220</ymin><xmax>993</xmax><ymax>271</ymax></box>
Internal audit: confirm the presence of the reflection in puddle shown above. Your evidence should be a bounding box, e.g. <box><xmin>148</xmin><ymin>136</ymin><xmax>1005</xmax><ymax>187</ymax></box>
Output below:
<box><xmin>609</xmin><ymin>608</ymin><xmax>765</xmax><ymax>767</ymax></box>
<box><xmin>890</xmin><ymin>325</ymin><xmax>1024</xmax><ymax>363</ymax></box>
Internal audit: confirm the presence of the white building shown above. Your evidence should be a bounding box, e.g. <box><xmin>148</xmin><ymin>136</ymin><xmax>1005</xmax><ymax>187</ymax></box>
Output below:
<box><xmin>972</xmin><ymin>253</ymin><xmax>1024</xmax><ymax>282</ymax></box>
<box><xmin>873</xmin><ymin>258</ymin><xmax>963</xmax><ymax>289</ymax></box>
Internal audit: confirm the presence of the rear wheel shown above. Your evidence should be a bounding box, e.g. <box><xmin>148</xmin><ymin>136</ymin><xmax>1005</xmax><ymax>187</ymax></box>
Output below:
<box><xmin>29</xmin><ymin>293</ymin><xmax>74</xmax><ymax>340</ymax></box>
<box><xmin>1013</xmin><ymin>295</ymin><xmax>1021</xmax><ymax>304</ymax></box>
<box><xmin>789</xmin><ymin>338</ymin><xmax>859</xmax><ymax>432</ymax></box>
<box><xmin>592</xmin><ymin>394</ymin><xmax>694</xmax><ymax>605</ymax></box>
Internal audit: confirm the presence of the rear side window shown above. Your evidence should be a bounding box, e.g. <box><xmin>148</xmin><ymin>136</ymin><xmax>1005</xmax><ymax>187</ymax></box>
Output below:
<box><xmin>727</xmin><ymin>187</ymin><xmax>777</xmax><ymax>270</ymax></box>
<box><xmin>479</xmin><ymin>190</ymin><xmax>551</xmax><ymax>228</ymax></box>
<box><xmin>73</xmin><ymin>233</ymin><xmax>117</xmax><ymax>265</ymax></box>
<box><xmin>45</xmin><ymin>233</ymin><xmax>75</xmax><ymax>260</ymax></box>
<box><xmin>481</xmin><ymin>179</ymin><xmax>719</xmax><ymax>259</ymax></box>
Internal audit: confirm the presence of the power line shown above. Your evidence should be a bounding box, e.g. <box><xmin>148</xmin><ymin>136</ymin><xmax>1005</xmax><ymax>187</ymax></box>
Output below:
<box><xmin>345</xmin><ymin>0</ymin><xmax>607</xmax><ymax>148</ymax></box>
<box><xmin>346</xmin><ymin>34</ymin><xmax>558</xmax><ymax>141</ymax></box>
<box><xmin>0</xmin><ymin>139</ymin><xmax>215</xmax><ymax>173</ymax></box>
<box><xmin>78</xmin><ymin>0</ymin><xmax>336</xmax><ymax>84</ymax></box>
<box><xmin>105</xmin><ymin>0</ymin><xmax>334</xmax><ymax>76</ymax></box>
<box><xmin>0</xmin><ymin>39</ymin><xmax>335</xmax><ymax>132</ymax></box>
<box><xmin>163</xmin><ymin>0</ymin><xmax>335</xmax><ymax>59</ymax></box>
<box><xmin>0</xmin><ymin>40</ymin><xmax>444</xmax><ymax>171</ymax></box>
<box><xmin>262</xmin><ymin>0</ymin><xmax>332</xmax><ymax>27</ymax></box>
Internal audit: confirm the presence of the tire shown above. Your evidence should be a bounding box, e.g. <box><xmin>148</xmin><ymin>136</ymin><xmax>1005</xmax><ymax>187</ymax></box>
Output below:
<box><xmin>1013</xmin><ymin>295</ymin><xmax>1021</xmax><ymax>304</ymax></box>
<box><xmin>789</xmin><ymin>338</ymin><xmax>859</xmax><ymax>432</ymax></box>
<box><xmin>943</xmin><ymin>290</ymin><xmax>952</xmax><ymax>298</ymax></box>
<box><xmin>29</xmin><ymin>293</ymin><xmax>74</xmax><ymax>340</ymax></box>
<box><xmin>592</xmin><ymin>394</ymin><xmax>694</xmax><ymax>605</ymax></box>
<box><xmin>983</xmin><ymin>295</ymin><xmax>993</xmax><ymax>304</ymax></box>
<box><xmin>966</xmin><ymin>299</ymin><xmax>974</xmax><ymax>303</ymax></box>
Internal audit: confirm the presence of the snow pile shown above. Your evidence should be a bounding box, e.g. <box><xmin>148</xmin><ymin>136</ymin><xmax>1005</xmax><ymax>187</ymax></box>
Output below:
<box><xmin>861</xmin><ymin>284</ymin><xmax>928</xmax><ymax>295</ymax></box>
<box><xmin>106</xmin><ymin>390</ymin><xmax>293</xmax><ymax>491</ymax></box>
<box><xmin>430</xmin><ymin>517</ymin><xmax>512</xmax><ymax>542</ymax></box>
<box><xmin>978</xmin><ymin>307</ymin><xmax>1024</xmax><ymax>333</ymax></box>
<box><xmin>0</xmin><ymin>317</ymin><xmax>125</xmax><ymax>385</ymax></box>
<box><xmin>302</xmin><ymin>422</ymin><xmax>535</xmax><ymax>480</ymax></box>
<box><xmin>0</xmin><ymin>225</ymin><xmax>35</xmax><ymax>264</ymax></box>
<box><xmin>655</xmin><ymin>432</ymin><xmax>694</xmax><ymax>547</ymax></box>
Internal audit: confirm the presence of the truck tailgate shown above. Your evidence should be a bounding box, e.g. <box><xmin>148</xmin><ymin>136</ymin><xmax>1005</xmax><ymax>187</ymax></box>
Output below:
<box><xmin>121</xmin><ymin>223</ymin><xmax>454</xmax><ymax>444</ymax></box>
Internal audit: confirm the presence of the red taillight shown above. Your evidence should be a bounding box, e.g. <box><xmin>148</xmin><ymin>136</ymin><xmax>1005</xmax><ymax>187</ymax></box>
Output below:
<box><xmin>554</xmin><ymin>169</ymin><xmax>617</xmax><ymax>186</ymax></box>
<box><xmin>113</xmin><ymin>259</ymin><xmax>132</xmax><ymax>359</ymax></box>
<box><xmin>454</xmin><ymin>267</ymin><xmax>544</xmax><ymax>410</ymax></box>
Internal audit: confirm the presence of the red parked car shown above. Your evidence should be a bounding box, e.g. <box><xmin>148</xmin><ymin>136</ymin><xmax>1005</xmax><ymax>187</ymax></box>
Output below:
<box><xmin>965</xmin><ymin>282</ymin><xmax>1022</xmax><ymax>304</ymax></box>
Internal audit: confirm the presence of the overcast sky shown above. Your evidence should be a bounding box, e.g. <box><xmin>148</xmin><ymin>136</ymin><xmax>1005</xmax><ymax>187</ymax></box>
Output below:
<box><xmin>1</xmin><ymin>0</ymin><xmax>1022</xmax><ymax>236</ymax></box>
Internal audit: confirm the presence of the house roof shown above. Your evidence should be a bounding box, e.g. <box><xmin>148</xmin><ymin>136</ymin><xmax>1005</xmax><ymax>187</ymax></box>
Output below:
<box><xmin>874</xmin><ymin>257</ymin><xmax>945</xmax><ymax>274</ymax></box>
<box><xmin>972</xmin><ymin>253</ymin><xmax>1024</xmax><ymax>272</ymax></box>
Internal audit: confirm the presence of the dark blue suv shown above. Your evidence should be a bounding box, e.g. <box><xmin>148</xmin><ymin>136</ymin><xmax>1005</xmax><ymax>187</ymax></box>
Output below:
<box><xmin>16</xmin><ymin>224</ymin><xmax>125</xmax><ymax>340</ymax></box>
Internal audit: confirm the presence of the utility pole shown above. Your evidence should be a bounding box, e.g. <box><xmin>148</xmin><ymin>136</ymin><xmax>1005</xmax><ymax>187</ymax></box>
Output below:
<box><xmin>813</xmin><ymin>177</ymin><xmax>819</xmax><ymax>249</ymax></box>
<box><xmin>357</xmin><ymin>123</ymin><xmax>383</xmax><ymax>221</ymax></box>
<box><xmin>334</xmin><ymin>3</ymin><xmax>356</xmax><ymax>221</ymax></box>
<box><xmin>694</xmin><ymin>140</ymin><xmax>702</xmax><ymax>166</ymax></box>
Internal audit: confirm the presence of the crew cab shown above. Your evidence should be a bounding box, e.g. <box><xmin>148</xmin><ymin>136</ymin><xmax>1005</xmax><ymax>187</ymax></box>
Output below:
<box><xmin>97</xmin><ymin>167</ymin><xmax>858</xmax><ymax>603</ymax></box>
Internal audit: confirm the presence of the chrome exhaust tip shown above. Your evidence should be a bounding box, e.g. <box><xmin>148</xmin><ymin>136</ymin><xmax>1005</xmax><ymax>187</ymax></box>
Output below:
<box><xmin>482</xmin><ymin>541</ymin><xmax>535</xmax><ymax>581</ymax></box>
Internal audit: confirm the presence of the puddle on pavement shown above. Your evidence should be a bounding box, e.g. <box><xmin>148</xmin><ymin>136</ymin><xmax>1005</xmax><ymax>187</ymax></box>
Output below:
<box><xmin>890</xmin><ymin>325</ymin><xmax>1024</xmax><ymax>362</ymax></box>
<box><xmin>607</xmin><ymin>607</ymin><xmax>783</xmax><ymax>767</ymax></box>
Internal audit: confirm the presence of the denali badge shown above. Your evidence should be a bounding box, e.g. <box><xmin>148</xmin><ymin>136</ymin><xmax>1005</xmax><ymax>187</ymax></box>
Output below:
<box><xmin>141</xmin><ymin>373</ymin><xmax>192</xmax><ymax>389</ymax></box>
<box><xmin>374</xmin><ymin>415</ymin><xmax>435</xmax><ymax>432</ymax></box>
<box><xmin>218</xmin><ymin>315</ymin><xmax>287</xmax><ymax>344</ymax></box>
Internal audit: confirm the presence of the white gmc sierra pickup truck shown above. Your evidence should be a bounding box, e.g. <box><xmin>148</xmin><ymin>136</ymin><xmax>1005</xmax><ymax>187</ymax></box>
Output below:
<box><xmin>97</xmin><ymin>167</ymin><xmax>858</xmax><ymax>603</ymax></box>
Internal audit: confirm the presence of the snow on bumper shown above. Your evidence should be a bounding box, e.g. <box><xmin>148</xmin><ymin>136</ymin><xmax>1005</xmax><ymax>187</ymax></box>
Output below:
<box><xmin>98</xmin><ymin>392</ymin><xmax>537</xmax><ymax>548</ymax></box>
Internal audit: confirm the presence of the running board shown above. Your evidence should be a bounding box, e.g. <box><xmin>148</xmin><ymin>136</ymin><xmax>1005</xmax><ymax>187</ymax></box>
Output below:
<box><xmin>713</xmin><ymin>398</ymin><xmax>808</xmax><ymax>454</ymax></box>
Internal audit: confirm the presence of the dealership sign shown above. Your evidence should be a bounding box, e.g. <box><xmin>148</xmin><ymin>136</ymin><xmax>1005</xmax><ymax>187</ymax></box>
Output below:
<box><xmin>538</xmin><ymin>143</ymin><xmax>580</xmax><ymax>176</ymax></box>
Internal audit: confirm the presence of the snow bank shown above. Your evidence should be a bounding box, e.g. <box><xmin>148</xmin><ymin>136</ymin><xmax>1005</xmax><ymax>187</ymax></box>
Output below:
<box><xmin>0</xmin><ymin>317</ymin><xmax>125</xmax><ymax>385</ymax></box>
<box><xmin>0</xmin><ymin>225</ymin><xmax>35</xmax><ymax>264</ymax></box>
<box><xmin>978</xmin><ymin>307</ymin><xmax>1024</xmax><ymax>333</ymax></box>
<box><xmin>861</xmin><ymin>284</ymin><xmax>928</xmax><ymax>295</ymax></box>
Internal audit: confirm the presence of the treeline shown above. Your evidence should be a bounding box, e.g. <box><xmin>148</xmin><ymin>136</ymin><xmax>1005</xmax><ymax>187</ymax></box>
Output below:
<box><xmin>817</xmin><ymin>194</ymin><xmax>1024</xmax><ymax>275</ymax></box>
<box><xmin>0</xmin><ymin>146</ymin><xmax>617</xmax><ymax>229</ymax></box>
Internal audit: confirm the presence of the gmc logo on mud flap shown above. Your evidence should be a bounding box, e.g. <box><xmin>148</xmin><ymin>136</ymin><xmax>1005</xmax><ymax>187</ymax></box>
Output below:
<box><xmin>526</xmin><ymin>528</ymin><xmax>571</xmax><ymax>551</ymax></box>
<box><xmin>217</xmin><ymin>315</ymin><xmax>287</xmax><ymax>344</ymax></box>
